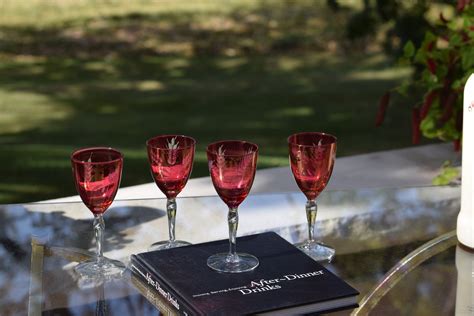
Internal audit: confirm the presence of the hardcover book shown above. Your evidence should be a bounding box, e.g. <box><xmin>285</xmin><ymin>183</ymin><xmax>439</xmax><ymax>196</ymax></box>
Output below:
<box><xmin>131</xmin><ymin>273</ymin><xmax>178</xmax><ymax>316</ymax></box>
<box><xmin>130</xmin><ymin>232</ymin><xmax>359</xmax><ymax>315</ymax></box>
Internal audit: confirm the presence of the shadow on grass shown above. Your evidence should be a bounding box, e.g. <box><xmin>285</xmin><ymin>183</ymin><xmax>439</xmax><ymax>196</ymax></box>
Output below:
<box><xmin>0</xmin><ymin>1</ymin><xmax>352</xmax><ymax>58</ymax></box>
<box><xmin>0</xmin><ymin>3</ymin><xmax>414</xmax><ymax>203</ymax></box>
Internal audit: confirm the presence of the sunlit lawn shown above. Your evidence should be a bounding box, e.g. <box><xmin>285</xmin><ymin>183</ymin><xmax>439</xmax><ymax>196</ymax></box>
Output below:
<box><xmin>0</xmin><ymin>0</ymin><xmax>415</xmax><ymax>203</ymax></box>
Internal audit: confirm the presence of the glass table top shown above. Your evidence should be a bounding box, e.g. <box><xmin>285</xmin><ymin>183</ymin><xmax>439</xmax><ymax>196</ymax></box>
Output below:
<box><xmin>0</xmin><ymin>185</ymin><xmax>468</xmax><ymax>315</ymax></box>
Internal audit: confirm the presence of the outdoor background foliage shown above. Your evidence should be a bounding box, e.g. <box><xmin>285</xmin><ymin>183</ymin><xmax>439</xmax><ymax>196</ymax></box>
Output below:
<box><xmin>1</xmin><ymin>0</ymin><xmax>455</xmax><ymax>203</ymax></box>
<box><xmin>371</xmin><ymin>0</ymin><xmax>474</xmax><ymax>151</ymax></box>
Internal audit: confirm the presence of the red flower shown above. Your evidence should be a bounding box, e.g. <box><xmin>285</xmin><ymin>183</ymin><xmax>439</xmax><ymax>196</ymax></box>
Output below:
<box><xmin>427</xmin><ymin>41</ymin><xmax>435</xmax><ymax>52</ymax></box>
<box><xmin>454</xmin><ymin>139</ymin><xmax>461</xmax><ymax>152</ymax></box>
<box><xmin>427</xmin><ymin>59</ymin><xmax>437</xmax><ymax>74</ymax></box>
<box><xmin>440</xmin><ymin>92</ymin><xmax>457</xmax><ymax>124</ymax></box>
<box><xmin>457</xmin><ymin>0</ymin><xmax>468</xmax><ymax>12</ymax></box>
<box><xmin>421</xmin><ymin>90</ymin><xmax>437</xmax><ymax>119</ymax></box>
<box><xmin>375</xmin><ymin>91</ymin><xmax>390</xmax><ymax>127</ymax></box>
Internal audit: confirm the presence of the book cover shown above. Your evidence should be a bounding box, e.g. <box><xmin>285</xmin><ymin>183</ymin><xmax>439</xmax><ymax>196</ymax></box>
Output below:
<box><xmin>130</xmin><ymin>232</ymin><xmax>359</xmax><ymax>315</ymax></box>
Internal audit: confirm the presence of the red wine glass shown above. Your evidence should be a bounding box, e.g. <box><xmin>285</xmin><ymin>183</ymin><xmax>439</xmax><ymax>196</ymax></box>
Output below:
<box><xmin>71</xmin><ymin>147</ymin><xmax>125</xmax><ymax>283</ymax></box>
<box><xmin>206</xmin><ymin>140</ymin><xmax>259</xmax><ymax>273</ymax></box>
<box><xmin>288</xmin><ymin>132</ymin><xmax>337</xmax><ymax>262</ymax></box>
<box><xmin>147</xmin><ymin>135</ymin><xmax>195</xmax><ymax>250</ymax></box>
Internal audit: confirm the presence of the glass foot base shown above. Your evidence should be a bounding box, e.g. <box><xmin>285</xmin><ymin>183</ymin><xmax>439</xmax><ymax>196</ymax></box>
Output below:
<box><xmin>74</xmin><ymin>257</ymin><xmax>126</xmax><ymax>288</ymax></box>
<box><xmin>295</xmin><ymin>240</ymin><xmax>335</xmax><ymax>263</ymax></box>
<box><xmin>207</xmin><ymin>253</ymin><xmax>259</xmax><ymax>273</ymax></box>
<box><xmin>148</xmin><ymin>240</ymin><xmax>191</xmax><ymax>251</ymax></box>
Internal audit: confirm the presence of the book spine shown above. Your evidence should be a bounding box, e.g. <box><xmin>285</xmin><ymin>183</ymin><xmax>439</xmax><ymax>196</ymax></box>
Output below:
<box><xmin>130</xmin><ymin>257</ymin><xmax>198</xmax><ymax>316</ymax></box>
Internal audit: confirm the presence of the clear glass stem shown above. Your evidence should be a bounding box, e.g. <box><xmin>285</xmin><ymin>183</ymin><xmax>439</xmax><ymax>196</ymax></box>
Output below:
<box><xmin>96</xmin><ymin>284</ymin><xmax>107</xmax><ymax>315</ymax></box>
<box><xmin>167</xmin><ymin>198</ymin><xmax>177</xmax><ymax>243</ymax></box>
<box><xmin>228</xmin><ymin>207</ymin><xmax>239</xmax><ymax>261</ymax></box>
<box><xmin>306</xmin><ymin>199</ymin><xmax>317</xmax><ymax>242</ymax></box>
<box><xmin>94</xmin><ymin>214</ymin><xmax>105</xmax><ymax>263</ymax></box>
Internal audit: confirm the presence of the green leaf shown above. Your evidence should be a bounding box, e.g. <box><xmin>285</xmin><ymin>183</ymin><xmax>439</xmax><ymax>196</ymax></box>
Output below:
<box><xmin>421</xmin><ymin>70</ymin><xmax>438</xmax><ymax>84</ymax></box>
<box><xmin>439</xmin><ymin>119</ymin><xmax>460</xmax><ymax>140</ymax></box>
<box><xmin>460</xmin><ymin>72</ymin><xmax>472</xmax><ymax>86</ymax></box>
<box><xmin>461</xmin><ymin>45</ymin><xmax>474</xmax><ymax>70</ymax></box>
<box><xmin>431</xmin><ymin>48</ymin><xmax>449</xmax><ymax>61</ymax></box>
<box><xmin>415</xmin><ymin>48</ymin><xmax>427</xmax><ymax>63</ymax></box>
<box><xmin>420</xmin><ymin>100</ymin><xmax>442</xmax><ymax>139</ymax></box>
<box><xmin>403</xmin><ymin>41</ymin><xmax>415</xmax><ymax>59</ymax></box>
<box><xmin>396</xmin><ymin>80</ymin><xmax>410</xmax><ymax>96</ymax></box>
<box><xmin>436</xmin><ymin>62</ymin><xmax>448</xmax><ymax>78</ymax></box>
<box><xmin>452</xmin><ymin>79</ymin><xmax>462</xmax><ymax>90</ymax></box>
<box><xmin>450</xmin><ymin>34</ymin><xmax>462</xmax><ymax>46</ymax></box>
<box><xmin>432</xmin><ymin>165</ymin><xmax>460</xmax><ymax>185</ymax></box>
<box><xmin>420</xmin><ymin>116</ymin><xmax>438</xmax><ymax>139</ymax></box>
<box><xmin>424</xmin><ymin>31</ymin><xmax>437</xmax><ymax>44</ymax></box>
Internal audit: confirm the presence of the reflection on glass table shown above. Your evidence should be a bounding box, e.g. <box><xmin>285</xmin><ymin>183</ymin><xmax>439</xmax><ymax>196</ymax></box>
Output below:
<box><xmin>351</xmin><ymin>230</ymin><xmax>461</xmax><ymax>315</ymax></box>
<box><xmin>0</xmin><ymin>185</ymin><xmax>465</xmax><ymax>315</ymax></box>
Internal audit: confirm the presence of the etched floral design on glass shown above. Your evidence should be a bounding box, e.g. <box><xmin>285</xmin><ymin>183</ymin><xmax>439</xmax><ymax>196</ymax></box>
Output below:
<box><xmin>206</xmin><ymin>140</ymin><xmax>259</xmax><ymax>273</ymax></box>
<box><xmin>288</xmin><ymin>132</ymin><xmax>337</xmax><ymax>262</ymax></box>
<box><xmin>147</xmin><ymin>135</ymin><xmax>195</xmax><ymax>251</ymax></box>
<box><xmin>71</xmin><ymin>147</ymin><xmax>125</xmax><ymax>286</ymax></box>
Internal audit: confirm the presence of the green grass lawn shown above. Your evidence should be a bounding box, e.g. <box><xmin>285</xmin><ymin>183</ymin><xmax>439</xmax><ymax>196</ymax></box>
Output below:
<box><xmin>0</xmin><ymin>0</ymin><xmax>418</xmax><ymax>203</ymax></box>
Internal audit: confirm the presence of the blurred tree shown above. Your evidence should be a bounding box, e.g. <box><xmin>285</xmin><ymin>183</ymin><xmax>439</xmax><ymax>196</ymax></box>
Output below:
<box><xmin>338</xmin><ymin>0</ymin><xmax>433</xmax><ymax>56</ymax></box>
<box><xmin>326</xmin><ymin>0</ymin><xmax>341</xmax><ymax>11</ymax></box>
